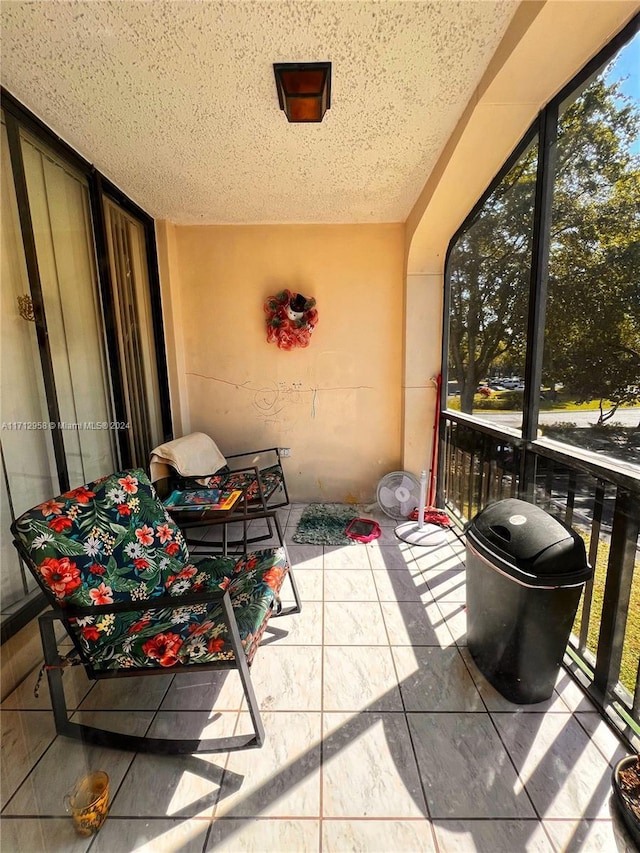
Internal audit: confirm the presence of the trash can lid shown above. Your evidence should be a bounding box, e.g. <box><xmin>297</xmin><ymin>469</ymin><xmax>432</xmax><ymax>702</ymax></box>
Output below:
<box><xmin>467</xmin><ymin>498</ymin><xmax>591</xmax><ymax>586</ymax></box>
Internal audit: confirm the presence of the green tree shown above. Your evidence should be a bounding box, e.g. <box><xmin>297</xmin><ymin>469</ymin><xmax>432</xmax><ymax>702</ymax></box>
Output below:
<box><xmin>543</xmin><ymin>81</ymin><xmax>640</xmax><ymax>422</ymax></box>
<box><xmin>448</xmin><ymin>61</ymin><xmax>640</xmax><ymax>421</ymax></box>
<box><xmin>448</xmin><ymin>145</ymin><xmax>537</xmax><ymax>412</ymax></box>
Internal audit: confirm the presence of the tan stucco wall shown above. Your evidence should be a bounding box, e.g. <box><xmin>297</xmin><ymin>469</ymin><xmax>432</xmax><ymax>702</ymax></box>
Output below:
<box><xmin>157</xmin><ymin>2</ymin><xmax>638</xmax><ymax>501</ymax></box>
<box><xmin>402</xmin><ymin>0</ymin><xmax>639</xmax><ymax>477</ymax></box>
<box><xmin>157</xmin><ymin>224</ymin><xmax>404</xmax><ymax>502</ymax></box>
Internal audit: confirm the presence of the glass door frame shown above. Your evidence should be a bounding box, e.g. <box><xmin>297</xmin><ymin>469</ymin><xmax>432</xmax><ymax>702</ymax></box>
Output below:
<box><xmin>1</xmin><ymin>89</ymin><xmax>172</xmax><ymax>642</ymax></box>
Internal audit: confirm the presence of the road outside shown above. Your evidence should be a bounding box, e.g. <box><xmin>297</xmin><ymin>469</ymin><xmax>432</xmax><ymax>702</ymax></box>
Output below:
<box><xmin>472</xmin><ymin>406</ymin><xmax>640</xmax><ymax>535</ymax></box>
<box><xmin>474</xmin><ymin>408</ymin><xmax>640</xmax><ymax>430</ymax></box>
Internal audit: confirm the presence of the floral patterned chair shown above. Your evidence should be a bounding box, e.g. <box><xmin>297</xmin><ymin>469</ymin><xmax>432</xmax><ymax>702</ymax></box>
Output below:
<box><xmin>11</xmin><ymin>468</ymin><xmax>301</xmax><ymax>754</ymax></box>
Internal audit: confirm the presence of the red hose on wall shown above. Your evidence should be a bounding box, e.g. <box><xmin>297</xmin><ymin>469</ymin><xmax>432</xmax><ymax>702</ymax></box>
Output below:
<box><xmin>427</xmin><ymin>373</ymin><xmax>442</xmax><ymax>508</ymax></box>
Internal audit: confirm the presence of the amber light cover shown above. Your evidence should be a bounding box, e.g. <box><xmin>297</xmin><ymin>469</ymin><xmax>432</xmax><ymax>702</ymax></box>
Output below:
<box><xmin>273</xmin><ymin>62</ymin><xmax>331</xmax><ymax>123</ymax></box>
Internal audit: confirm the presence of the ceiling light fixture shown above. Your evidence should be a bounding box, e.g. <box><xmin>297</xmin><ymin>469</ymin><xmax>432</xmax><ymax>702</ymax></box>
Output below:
<box><xmin>273</xmin><ymin>62</ymin><xmax>331</xmax><ymax>123</ymax></box>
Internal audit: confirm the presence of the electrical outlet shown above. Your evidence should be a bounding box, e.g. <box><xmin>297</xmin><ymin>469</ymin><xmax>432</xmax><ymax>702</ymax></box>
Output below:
<box><xmin>280</xmin><ymin>447</ymin><xmax>291</xmax><ymax>458</ymax></box>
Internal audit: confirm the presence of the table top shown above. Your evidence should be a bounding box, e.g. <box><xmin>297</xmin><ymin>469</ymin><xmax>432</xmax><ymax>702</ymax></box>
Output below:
<box><xmin>156</xmin><ymin>479</ymin><xmax>247</xmax><ymax>527</ymax></box>
<box><xmin>164</xmin><ymin>486</ymin><xmax>243</xmax><ymax>513</ymax></box>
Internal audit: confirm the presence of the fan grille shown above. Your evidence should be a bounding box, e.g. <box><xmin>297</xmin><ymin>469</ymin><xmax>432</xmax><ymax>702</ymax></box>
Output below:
<box><xmin>376</xmin><ymin>471</ymin><xmax>421</xmax><ymax>520</ymax></box>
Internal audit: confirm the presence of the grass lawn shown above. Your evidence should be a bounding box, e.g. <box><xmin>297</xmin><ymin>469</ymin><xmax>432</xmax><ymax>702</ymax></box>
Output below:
<box><xmin>448</xmin><ymin>391</ymin><xmax>638</xmax><ymax>414</ymax></box>
<box><xmin>539</xmin><ymin>398</ymin><xmax>620</xmax><ymax>413</ymax></box>
<box><xmin>572</xmin><ymin>530</ymin><xmax>639</xmax><ymax>697</ymax></box>
<box><xmin>445</xmin><ymin>394</ymin><xmax>639</xmax><ymax>696</ymax></box>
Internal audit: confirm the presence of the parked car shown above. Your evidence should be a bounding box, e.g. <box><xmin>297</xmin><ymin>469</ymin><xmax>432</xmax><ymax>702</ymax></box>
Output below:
<box><xmin>501</xmin><ymin>377</ymin><xmax>522</xmax><ymax>389</ymax></box>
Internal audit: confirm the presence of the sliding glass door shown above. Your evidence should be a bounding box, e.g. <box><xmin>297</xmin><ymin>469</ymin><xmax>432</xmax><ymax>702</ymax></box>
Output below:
<box><xmin>1</xmin><ymin>95</ymin><xmax>171</xmax><ymax>637</ymax></box>
<box><xmin>103</xmin><ymin>198</ymin><xmax>164</xmax><ymax>467</ymax></box>
<box><xmin>20</xmin><ymin>131</ymin><xmax>117</xmax><ymax>485</ymax></box>
<box><xmin>1</xmin><ymin>120</ymin><xmax>58</xmax><ymax>608</ymax></box>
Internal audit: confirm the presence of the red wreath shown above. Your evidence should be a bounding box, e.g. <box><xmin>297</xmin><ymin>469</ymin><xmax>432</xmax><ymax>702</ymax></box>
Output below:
<box><xmin>264</xmin><ymin>289</ymin><xmax>318</xmax><ymax>350</ymax></box>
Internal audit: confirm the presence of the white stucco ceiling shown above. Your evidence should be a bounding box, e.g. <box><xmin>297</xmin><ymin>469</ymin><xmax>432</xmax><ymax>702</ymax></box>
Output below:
<box><xmin>1</xmin><ymin>0</ymin><xmax>519</xmax><ymax>224</ymax></box>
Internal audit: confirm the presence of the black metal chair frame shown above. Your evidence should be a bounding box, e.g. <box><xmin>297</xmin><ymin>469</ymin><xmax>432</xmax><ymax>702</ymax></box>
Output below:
<box><xmin>12</xmin><ymin>511</ymin><xmax>301</xmax><ymax>755</ymax></box>
<box><xmin>171</xmin><ymin>446</ymin><xmax>290</xmax><ymax>552</ymax></box>
<box><xmin>225</xmin><ymin>447</ymin><xmax>290</xmax><ymax>511</ymax></box>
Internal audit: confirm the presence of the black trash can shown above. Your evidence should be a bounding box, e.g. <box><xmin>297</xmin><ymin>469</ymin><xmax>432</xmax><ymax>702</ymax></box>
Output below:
<box><xmin>466</xmin><ymin>498</ymin><xmax>592</xmax><ymax>704</ymax></box>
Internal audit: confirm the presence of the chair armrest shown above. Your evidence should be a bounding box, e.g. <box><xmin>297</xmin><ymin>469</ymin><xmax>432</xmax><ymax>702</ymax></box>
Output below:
<box><xmin>174</xmin><ymin>463</ymin><xmax>263</xmax><ymax>484</ymax></box>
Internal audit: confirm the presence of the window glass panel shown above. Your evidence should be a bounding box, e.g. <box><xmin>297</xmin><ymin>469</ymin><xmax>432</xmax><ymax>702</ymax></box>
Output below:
<box><xmin>542</xmin><ymin>32</ymin><xmax>640</xmax><ymax>470</ymax></box>
<box><xmin>447</xmin><ymin>138</ymin><xmax>538</xmax><ymax>431</ymax></box>
<box><xmin>20</xmin><ymin>131</ymin><xmax>118</xmax><ymax>484</ymax></box>
<box><xmin>0</xmin><ymin>119</ymin><xmax>58</xmax><ymax>606</ymax></box>
<box><xmin>103</xmin><ymin>197</ymin><xmax>164</xmax><ymax>467</ymax></box>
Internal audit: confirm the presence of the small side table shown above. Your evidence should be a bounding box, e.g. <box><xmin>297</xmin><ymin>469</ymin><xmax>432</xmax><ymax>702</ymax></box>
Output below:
<box><xmin>158</xmin><ymin>480</ymin><xmax>250</xmax><ymax>555</ymax></box>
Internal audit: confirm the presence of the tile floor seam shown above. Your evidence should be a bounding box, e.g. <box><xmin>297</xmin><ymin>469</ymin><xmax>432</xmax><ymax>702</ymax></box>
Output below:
<box><xmin>571</xmin><ymin>693</ymin><xmax>632</xmax><ymax>768</ymax></box>
<box><xmin>483</xmin><ymin>705</ymin><xmax>548</xmax><ymax>824</ymax></box>
<box><xmin>0</xmin><ymin>717</ymin><xmax>59</xmax><ymax>815</ymax></box>
<box><xmin>389</xmin><ymin>545</ymin><xmax>455</xmax><ymax>837</ymax></box>
<box><xmin>210</xmin><ymin>707</ymin><xmax>245</xmax><ymax>820</ymax></box>
<box><xmin>200</xmin><ymin>812</ymin><xmax>215</xmax><ymax>852</ymax></box>
<box><xmin>1</xmin><ymin>520</ymin><xmax>630</xmax><ymax>851</ymax></box>
<box><xmin>457</xmin><ymin>642</ymin><xmax>493</xmax><ymax>717</ymax></box>
<box><xmin>383</xmin><ymin>601</ymin><xmax>441</xmax><ymax>853</ymax></box>
<box><xmin>318</xmin><ymin>546</ymin><xmax>326</xmax><ymax>852</ymax></box>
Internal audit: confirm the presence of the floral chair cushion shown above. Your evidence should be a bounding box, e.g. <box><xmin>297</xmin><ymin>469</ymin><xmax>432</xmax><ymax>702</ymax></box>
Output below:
<box><xmin>13</xmin><ymin>469</ymin><xmax>190</xmax><ymax>607</ymax></box>
<box><xmin>193</xmin><ymin>465</ymin><xmax>284</xmax><ymax>504</ymax></box>
<box><xmin>68</xmin><ymin>547</ymin><xmax>289</xmax><ymax>671</ymax></box>
<box><xmin>13</xmin><ymin>468</ymin><xmax>292</xmax><ymax>673</ymax></box>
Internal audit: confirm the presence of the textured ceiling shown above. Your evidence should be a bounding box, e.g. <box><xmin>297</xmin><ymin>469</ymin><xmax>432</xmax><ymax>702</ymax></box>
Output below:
<box><xmin>1</xmin><ymin>1</ymin><xmax>519</xmax><ymax>224</ymax></box>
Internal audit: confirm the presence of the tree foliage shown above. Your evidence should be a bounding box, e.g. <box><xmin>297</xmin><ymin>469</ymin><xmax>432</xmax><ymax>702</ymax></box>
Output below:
<box><xmin>448</xmin><ymin>54</ymin><xmax>640</xmax><ymax>423</ymax></box>
<box><xmin>544</xmin><ymin>79</ymin><xmax>640</xmax><ymax>422</ymax></box>
<box><xmin>448</xmin><ymin>146</ymin><xmax>536</xmax><ymax>412</ymax></box>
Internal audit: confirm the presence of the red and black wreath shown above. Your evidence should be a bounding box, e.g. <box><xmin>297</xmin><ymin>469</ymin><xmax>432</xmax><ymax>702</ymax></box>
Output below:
<box><xmin>264</xmin><ymin>289</ymin><xmax>318</xmax><ymax>350</ymax></box>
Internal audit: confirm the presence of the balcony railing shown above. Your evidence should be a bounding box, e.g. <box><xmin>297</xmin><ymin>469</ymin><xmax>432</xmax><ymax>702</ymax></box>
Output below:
<box><xmin>439</xmin><ymin>412</ymin><xmax>640</xmax><ymax>749</ymax></box>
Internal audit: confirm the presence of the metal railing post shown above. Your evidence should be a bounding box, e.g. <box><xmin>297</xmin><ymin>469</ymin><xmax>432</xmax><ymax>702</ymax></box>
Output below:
<box><xmin>592</xmin><ymin>487</ymin><xmax>639</xmax><ymax>700</ymax></box>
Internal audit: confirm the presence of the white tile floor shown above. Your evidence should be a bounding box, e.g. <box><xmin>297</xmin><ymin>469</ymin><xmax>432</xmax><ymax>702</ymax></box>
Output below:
<box><xmin>1</xmin><ymin>503</ymin><xmax>637</xmax><ymax>853</ymax></box>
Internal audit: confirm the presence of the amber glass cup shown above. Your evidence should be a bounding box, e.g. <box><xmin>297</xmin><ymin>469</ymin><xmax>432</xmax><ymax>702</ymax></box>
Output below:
<box><xmin>65</xmin><ymin>770</ymin><xmax>110</xmax><ymax>835</ymax></box>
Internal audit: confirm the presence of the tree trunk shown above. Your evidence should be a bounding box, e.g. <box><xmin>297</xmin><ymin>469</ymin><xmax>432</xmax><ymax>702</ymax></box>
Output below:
<box><xmin>460</xmin><ymin>383</ymin><xmax>476</xmax><ymax>414</ymax></box>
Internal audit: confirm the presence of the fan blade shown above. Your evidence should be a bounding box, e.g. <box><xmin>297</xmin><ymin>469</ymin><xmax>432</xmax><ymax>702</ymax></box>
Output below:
<box><xmin>379</xmin><ymin>486</ymin><xmax>396</xmax><ymax>507</ymax></box>
<box><xmin>399</xmin><ymin>499</ymin><xmax>417</xmax><ymax>516</ymax></box>
<box><xmin>377</xmin><ymin>472</ymin><xmax>421</xmax><ymax>519</ymax></box>
<box><xmin>400</xmin><ymin>475</ymin><xmax>417</xmax><ymax>492</ymax></box>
